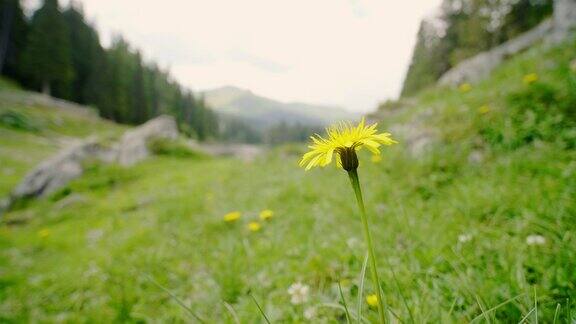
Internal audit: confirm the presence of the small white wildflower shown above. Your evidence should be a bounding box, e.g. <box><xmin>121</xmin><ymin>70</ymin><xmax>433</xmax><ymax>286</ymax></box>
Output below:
<box><xmin>287</xmin><ymin>282</ymin><xmax>310</xmax><ymax>305</ymax></box>
<box><xmin>86</xmin><ymin>229</ymin><xmax>104</xmax><ymax>245</ymax></box>
<box><xmin>458</xmin><ymin>233</ymin><xmax>472</xmax><ymax>243</ymax></box>
<box><xmin>526</xmin><ymin>234</ymin><xmax>546</xmax><ymax>246</ymax></box>
<box><xmin>304</xmin><ymin>307</ymin><xmax>316</xmax><ymax>320</ymax></box>
<box><xmin>346</xmin><ymin>237</ymin><xmax>360</xmax><ymax>249</ymax></box>
<box><xmin>84</xmin><ymin>262</ymin><xmax>100</xmax><ymax>278</ymax></box>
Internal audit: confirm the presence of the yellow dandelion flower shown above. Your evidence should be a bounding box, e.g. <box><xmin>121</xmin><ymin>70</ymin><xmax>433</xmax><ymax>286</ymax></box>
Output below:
<box><xmin>299</xmin><ymin>118</ymin><xmax>397</xmax><ymax>171</ymax></box>
<box><xmin>478</xmin><ymin>105</ymin><xmax>490</xmax><ymax>114</ymax></box>
<box><xmin>38</xmin><ymin>228</ymin><xmax>51</xmax><ymax>238</ymax></box>
<box><xmin>371</xmin><ymin>155</ymin><xmax>382</xmax><ymax>163</ymax></box>
<box><xmin>459</xmin><ymin>83</ymin><xmax>472</xmax><ymax>93</ymax></box>
<box><xmin>223</xmin><ymin>211</ymin><xmax>241</xmax><ymax>222</ymax></box>
<box><xmin>259</xmin><ymin>209</ymin><xmax>274</xmax><ymax>221</ymax></box>
<box><xmin>366</xmin><ymin>294</ymin><xmax>379</xmax><ymax>307</ymax></box>
<box><xmin>248</xmin><ymin>221</ymin><xmax>261</xmax><ymax>232</ymax></box>
<box><xmin>523</xmin><ymin>73</ymin><xmax>538</xmax><ymax>85</ymax></box>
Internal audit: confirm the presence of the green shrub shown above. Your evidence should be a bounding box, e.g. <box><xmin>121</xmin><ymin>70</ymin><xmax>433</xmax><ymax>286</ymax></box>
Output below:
<box><xmin>481</xmin><ymin>79</ymin><xmax>576</xmax><ymax>149</ymax></box>
<box><xmin>0</xmin><ymin>110</ymin><xmax>39</xmax><ymax>132</ymax></box>
<box><xmin>147</xmin><ymin>138</ymin><xmax>206</xmax><ymax>159</ymax></box>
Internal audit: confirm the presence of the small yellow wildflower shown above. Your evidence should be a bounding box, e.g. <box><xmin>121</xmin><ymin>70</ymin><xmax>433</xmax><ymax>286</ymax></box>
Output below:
<box><xmin>340</xmin><ymin>279</ymin><xmax>351</xmax><ymax>287</ymax></box>
<box><xmin>38</xmin><ymin>228</ymin><xmax>51</xmax><ymax>238</ymax></box>
<box><xmin>459</xmin><ymin>83</ymin><xmax>472</xmax><ymax>93</ymax></box>
<box><xmin>366</xmin><ymin>294</ymin><xmax>379</xmax><ymax>307</ymax></box>
<box><xmin>248</xmin><ymin>221</ymin><xmax>261</xmax><ymax>232</ymax></box>
<box><xmin>223</xmin><ymin>211</ymin><xmax>241</xmax><ymax>222</ymax></box>
<box><xmin>371</xmin><ymin>155</ymin><xmax>382</xmax><ymax>163</ymax></box>
<box><xmin>259</xmin><ymin>209</ymin><xmax>274</xmax><ymax>221</ymax></box>
<box><xmin>299</xmin><ymin>118</ymin><xmax>396</xmax><ymax>171</ymax></box>
<box><xmin>478</xmin><ymin>105</ymin><xmax>490</xmax><ymax>114</ymax></box>
<box><xmin>523</xmin><ymin>73</ymin><xmax>538</xmax><ymax>85</ymax></box>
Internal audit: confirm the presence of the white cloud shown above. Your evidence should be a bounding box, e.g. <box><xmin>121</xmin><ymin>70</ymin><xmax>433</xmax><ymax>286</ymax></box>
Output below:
<box><xmin>29</xmin><ymin>0</ymin><xmax>443</xmax><ymax>112</ymax></box>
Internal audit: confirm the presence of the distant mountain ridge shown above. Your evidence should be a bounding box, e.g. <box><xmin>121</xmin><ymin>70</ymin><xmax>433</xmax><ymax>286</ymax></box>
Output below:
<box><xmin>203</xmin><ymin>86</ymin><xmax>356</xmax><ymax>131</ymax></box>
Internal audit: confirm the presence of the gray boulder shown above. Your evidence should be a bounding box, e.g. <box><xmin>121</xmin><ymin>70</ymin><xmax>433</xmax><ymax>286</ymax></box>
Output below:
<box><xmin>11</xmin><ymin>138</ymin><xmax>109</xmax><ymax>199</ymax></box>
<box><xmin>439</xmin><ymin>0</ymin><xmax>576</xmax><ymax>86</ymax></box>
<box><xmin>6</xmin><ymin>115</ymin><xmax>179</xmax><ymax>206</ymax></box>
<box><xmin>439</xmin><ymin>19</ymin><xmax>553</xmax><ymax>86</ymax></box>
<box><xmin>552</xmin><ymin>0</ymin><xmax>576</xmax><ymax>42</ymax></box>
<box><xmin>116</xmin><ymin>115</ymin><xmax>179</xmax><ymax>166</ymax></box>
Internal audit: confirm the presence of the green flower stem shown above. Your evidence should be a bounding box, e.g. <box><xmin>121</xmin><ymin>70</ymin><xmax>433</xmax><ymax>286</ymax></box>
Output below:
<box><xmin>348</xmin><ymin>169</ymin><xmax>386</xmax><ymax>324</ymax></box>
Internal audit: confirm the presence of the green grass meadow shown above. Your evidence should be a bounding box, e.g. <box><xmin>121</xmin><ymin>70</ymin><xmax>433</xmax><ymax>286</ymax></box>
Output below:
<box><xmin>1</xmin><ymin>40</ymin><xmax>575</xmax><ymax>322</ymax></box>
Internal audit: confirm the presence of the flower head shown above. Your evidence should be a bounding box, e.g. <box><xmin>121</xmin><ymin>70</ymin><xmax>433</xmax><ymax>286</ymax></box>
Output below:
<box><xmin>458</xmin><ymin>233</ymin><xmax>472</xmax><ymax>243</ymax></box>
<box><xmin>248</xmin><ymin>221</ymin><xmax>261</xmax><ymax>232</ymax></box>
<box><xmin>299</xmin><ymin>118</ymin><xmax>397</xmax><ymax>171</ymax></box>
<box><xmin>287</xmin><ymin>282</ymin><xmax>310</xmax><ymax>304</ymax></box>
<box><xmin>478</xmin><ymin>105</ymin><xmax>490</xmax><ymax>114</ymax></box>
<box><xmin>304</xmin><ymin>307</ymin><xmax>316</xmax><ymax>319</ymax></box>
<box><xmin>526</xmin><ymin>234</ymin><xmax>546</xmax><ymax>246</ymax></box>
<box><xmin>259</xmin><ymin>209</ymin><xmax>274</xmax><ymax>221</ymax></box>
<box><xmin>366</xmin><ymin>294</ymin><xmax>379</xmax><ymax>307</ymax></box>
<box><xmin>223</xmin><ymin>211</ymin><xmax>241</xmax><ymax>222</ymax></box>
<box><xmin>459</xmin><ymin>83</ymin><xmax>472</xmax><ymax>93</ymax></box>
<box><xmin>523</xmin><ymin>73</ymin><xmax>538</xmax><ymax>85</ymax></box>
<box><xmin>38</xmin><ymin>228</ymin><xmax>51</xmax><ymax>238</ymax></box>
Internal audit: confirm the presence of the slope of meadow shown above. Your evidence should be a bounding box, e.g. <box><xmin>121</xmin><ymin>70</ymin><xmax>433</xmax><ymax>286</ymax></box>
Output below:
<box><xmin>0</xmin><ymin>39</ymin><xmax>575</xmax><ymax>322</ymax></box>
<box><xmin>0</xmin><ymin>82</ymin><xmax>126</xmax><ymax>197</ymax></box>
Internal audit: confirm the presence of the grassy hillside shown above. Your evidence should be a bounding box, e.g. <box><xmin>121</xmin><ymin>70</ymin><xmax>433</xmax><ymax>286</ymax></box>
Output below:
<box><xmin>0</xmin><ymin>38</ymin><xmax>575</xmax><ymax>322</ymax></box>
<box><xmin>0</xmin><ymin>82</ymin><xmax>126</xmax><ymax>197</ymax></box>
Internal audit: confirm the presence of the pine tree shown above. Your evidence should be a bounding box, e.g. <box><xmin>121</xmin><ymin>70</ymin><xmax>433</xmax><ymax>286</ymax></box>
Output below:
<box><xmin>59</xmin><ymin>3</ymin><xmax>104</xmax><ymax>104</ymax></box>
<box><xmin>104</xmin><ymin>37</ymin><xmax>132</xmax><ymax>122</ymax></box>
<box><xmin>144</xmin><ymin>65</ymin><xmax>160</xmax><ymax>117</ymax></box>
<box><xmin>400</xmin><ymin>0</ymin><xmax>554</xmax><ymax>97</ymax></box>
<box><xmin>0</xmin><ymin>0</ymin><xmax>27</xmax><ymax>79</ymax></box>
<box><xmin>21</xmin><ymin>0</ymin><xmax>72</xmax><ymax>95</ymax></box>
<box><xmin>129</xmin><ymin>52</ymin><xmax>149</xmax><ymax>124</ymax></box>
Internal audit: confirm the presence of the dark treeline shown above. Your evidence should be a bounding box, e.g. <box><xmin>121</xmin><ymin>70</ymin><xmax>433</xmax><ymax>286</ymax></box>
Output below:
<box><xmin>219</xmin><ymin>117</ymin><xmax>324</xmax><ymax>145</ymax></box>
<box><xmin>401</xmin><ymin>0</ymin><xmax>553</xmax><ymax>97</ymax></box>
<box><xmin>0</xmin><ymin>0</ymin><xmax>218</xmax><ymax>140</ymax></box>
<box><xmin>263</xmin><ymin>122</ymin><xmax>324</xmax><ymax>145</ymax></box>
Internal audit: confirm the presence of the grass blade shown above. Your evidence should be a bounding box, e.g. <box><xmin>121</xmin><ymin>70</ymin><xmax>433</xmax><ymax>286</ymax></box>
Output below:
<box><xmin>357</xmin><ymin>252</ymin><xmax>369</xmax><ymax>324</ymax></box>
<box><xmin>534</xmin><ymin>287</ymin><xmax>538</xmax><ymax>324</ymax></box>
<box><xmin>338</xmin><ymin>282</ymin><xmax>352</xmax><ymax>324</ymax></box>
<box><xmin>469</xmin><ymin>294</ymin><xmax>524</xmax><ymax>323</ymax></box>
<box><xmin>391</xmin><ymin>267</ymin><xmax>415</xmax><ymax>324</ymax></box>
<box><xmin>223</xmin><ymin>301</ymin><xmax>241</xmax><ymax>324</ymax></box>
<box><xmin>474</xmin><ymin>295</ymin><xmax>490</xmax><ymax>323</ymax></box>
<box><xmin>144</xmin><ymin>274</ymin><xmax>206</xmax><ymax>323</ymax></box>
<box><xmin>518</xmin><ymin>307</ymin><xmax>535</xmax><ymax>324</ymax></box>
<box><xmin>448</xmin><ymin>297</ymin><xmax>457</xmax><ymax>316</ymax></box>
<box><xmin>318</xmin><ymin>303</ymin><xmax>369</xmax><ymax>323</ymax></box>
<box><xmin>552</xmin><ymin>303</ymin><xmax>560</xmax><ymax>324</ymax></box>
<box><xmin>250</xmin><ymin>293</ymin><xmax>271</xmax><ymax>324</ymax></box>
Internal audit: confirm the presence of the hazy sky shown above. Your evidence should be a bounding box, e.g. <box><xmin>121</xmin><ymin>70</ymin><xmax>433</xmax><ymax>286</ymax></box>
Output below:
<box><xmin>26</xmin><ymin>0</ymin><xmax>442</xmax><ymax>112</ymax></box>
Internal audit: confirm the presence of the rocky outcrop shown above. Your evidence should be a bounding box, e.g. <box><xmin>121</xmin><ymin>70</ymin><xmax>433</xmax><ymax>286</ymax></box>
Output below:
<box><xmin>5</xmin><ymin>115</ymin><xmax>179</xmax><ymax>207</ymax></box>
<box><xmin>553</xmin><ymin>0</ymin><xmax>576</xmax><ymax>41</ymax></box>
<box><xmin>439</xmin><ymin>0</ymin><xmax>576</xmax><ymax>86</ymax></box>
<box><xmin>11</xmin><ymin>138</ymin><xmax>111</xmax><ymax>200</ymax></box>
<box><xmin>439</xmin><ymin>19</ymin><xmax>554</xmax><ymax>86</ymax></box>
<box><xmin>117</xmin><ymin>115</ymin><xmax>178</xmax><ymax>166</ymax></box>
<box><xmin>198</xmin><ymin>143</ymin><xmax>263</xmax><ymax>162</ymax></box>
